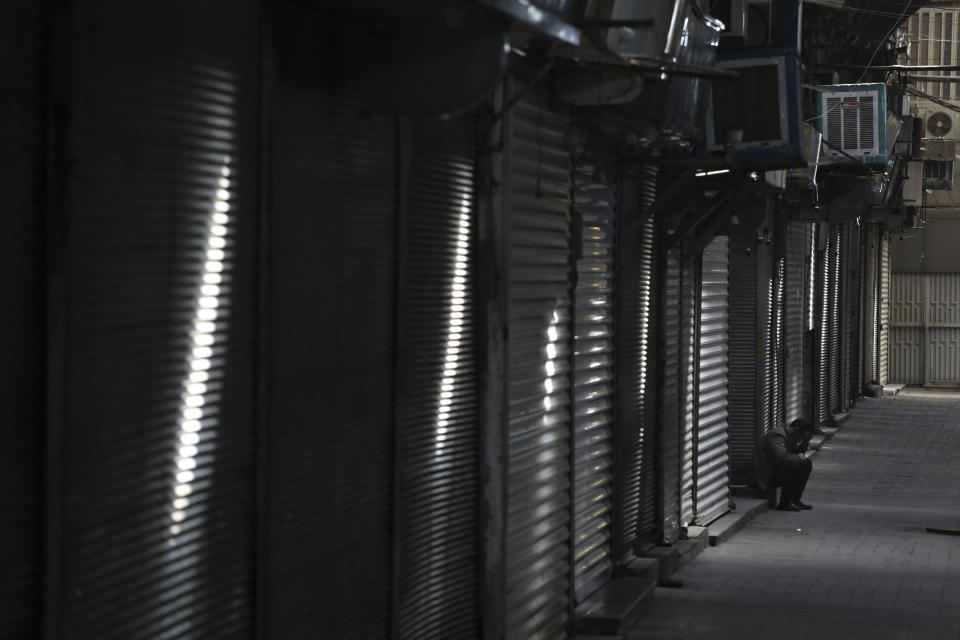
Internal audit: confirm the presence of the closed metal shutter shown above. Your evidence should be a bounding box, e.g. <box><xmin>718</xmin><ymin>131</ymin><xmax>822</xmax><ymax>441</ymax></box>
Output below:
<box><xmin>266</xmin><ymin>8</ymin><xmax>397</xmax><ymax>637</ymax></box>
<box><xmin>758</xmin><ymin>241</ymin><xmax>773</xmax><ymax>434</ymax></box>
<box><xmin>395</xmin><ymin>116</ymin><xmax>479</xmax><ymax>639</ymax></box>
<box><xmin>504</xmin><ymin>94</ymin><xmax>573</xmax><ymax>639</ymax></box>
<box><xmin>727</xmin><ymin>232</ymin><xmax>759</xmax><ymax>485</ymax></box>
<box><xmin>0</xmin><ymin>2</ymin><xmax>44</xmax><ymax>636</ymax></box>
<box><xmin>571</xmin><ymin>146</ymin><xmax>616</xmax><ymax>603</ymax></box>
<box><xmin>694</xmin><ymin>237</ymin><xmax>731</xmax><ymax>524</ymax></box>
<box><xmin>841</xmin><ymin>223</ymin><xmax>860</xmax><ymax>408</ymax></box>
<box><xmin>680</xmin><ymin>259</ymin><xmax>698</xmax><ymax>529</ymax></box>
<box><xmin>817</xmin><ymin>229</ymin><xmax>831</xmax><ymax>426</ymax></box>
<box><xmin>784</xmin><ymin>223</ymin><xmax>808</xmax><ymax>423</ymax></box>
<box><xmin>879</xmin><ymin>231</ymin><xmax>892</xmax><ymax>384</ymax></box>
<box><xmin>615</xmin><ymin>165</ymin><xmax>659</xmax><ymax>553</ymax></box>
<box><xmin>772</xmin><ymin>256</ymin><xmax>786</xmax><ymax>427</ymax></box>
<box><xmin>863</xmin><ymin>226</ymin><xmax>880</xmax><ymax>383</ymax></box>
<box><xmin>854</xmin><ymin>230</ymin><xmax>870</xmax><ymax>390</ymax></box>
<box><xmin>660</xmin><ymin>250</ymin><xmax>683</xmax><ymax>543</ymax></box>
<box><xmin>828</xmin><ymin>226</ymin><xmax>842</xmax><ymax>415</ymax></box>
<box><xmin>55</xmin><ymin>3</ymin><xmax>259</xmax><ymax>637</ymax></box>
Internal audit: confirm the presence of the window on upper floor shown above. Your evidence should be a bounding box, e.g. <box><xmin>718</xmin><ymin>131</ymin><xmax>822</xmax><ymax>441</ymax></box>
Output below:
<box><xmin>923</xmin><ymin>159</ymin><xmax>954</xmax><ymax>190</ymax></box>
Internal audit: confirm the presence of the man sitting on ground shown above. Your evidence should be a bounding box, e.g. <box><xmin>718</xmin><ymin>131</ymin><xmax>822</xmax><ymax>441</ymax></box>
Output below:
<box><xmin>756</xmin><ymin>417</ymin><xmax>815</xmax><ymax>511</ymax></box>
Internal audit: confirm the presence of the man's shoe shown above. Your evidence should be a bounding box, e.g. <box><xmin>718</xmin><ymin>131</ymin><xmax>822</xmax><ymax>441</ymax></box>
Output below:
<box><xmin>792</xmin><ymin>500</ymin><xmax>813</xmax><ymax>510</ymax></box>
<box><xmin>777</xmin><ymin>503</ymin><xmax>802</xmax><ymax>511</ymax></box>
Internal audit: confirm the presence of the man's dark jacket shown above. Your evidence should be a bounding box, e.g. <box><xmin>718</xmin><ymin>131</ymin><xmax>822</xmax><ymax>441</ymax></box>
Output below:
<box><xmin>755</xmin><ymin>425</ymin><xmax>808</xmax><ymax>490</ymax></box>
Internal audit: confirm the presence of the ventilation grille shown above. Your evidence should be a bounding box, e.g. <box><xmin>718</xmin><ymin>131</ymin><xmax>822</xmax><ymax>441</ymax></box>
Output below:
<box><xmin>823</xmin><ymin>92</ymin><xmax>879</xmax><ymax>156</ymax></box>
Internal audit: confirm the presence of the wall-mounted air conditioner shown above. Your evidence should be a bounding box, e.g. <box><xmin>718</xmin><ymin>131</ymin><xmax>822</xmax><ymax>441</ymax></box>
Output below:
<box><xmin>925</xmin><ymin>111</ymin><xmax>954</xmax><ymax>138</ymax></box>
<box><xmin>704</xmin><ymin>49</ymin><xmax>803</xmax><ymax>168</ymax></box>
<box><xmin>816</xmin><ymin>83</ymin><xmax>887</xmax><ymax>165</ymax></box>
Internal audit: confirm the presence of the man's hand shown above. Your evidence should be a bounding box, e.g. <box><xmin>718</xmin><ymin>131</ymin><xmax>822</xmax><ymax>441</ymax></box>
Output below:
<box><xmin>797</xmin><ymin>453</ymin><xmax>806</xmax><ymax>462</ymax></box>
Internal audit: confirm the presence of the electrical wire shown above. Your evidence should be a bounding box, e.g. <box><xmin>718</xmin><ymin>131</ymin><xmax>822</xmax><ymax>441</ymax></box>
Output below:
<box><xmin>805</xmin><ymin>0</ymin><xmax>918</xmax><ymax>19</ymax></box>
<box><xmin>904</xmin><ymin>85</ymin><xmax>960</xmax><ymax>116</ymax></box>
<box><xmin>857</xmin><ymin>1</ymin><xmax>916</xmax><ymax>82</ymax></box>
<box><xmin>804</xmin><ymin>0</ymin><xmax>917</xmax><ymax>126</ymax></box>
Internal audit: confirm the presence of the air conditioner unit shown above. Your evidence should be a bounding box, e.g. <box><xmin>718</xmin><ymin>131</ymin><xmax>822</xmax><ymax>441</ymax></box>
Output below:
<box><xmin>925</xmin><ymin>111</ymin><xmax>954</xmax><ymax>138</ymax></box>
<box><xmin>816</xmin><ymin>83</ymin><xmax>887</xmax><ymax>165</ymax></box>
<box><xmin>704</xmin><ymin>49</ymin><xmax>804</xmax><ymax>168</ymax></box>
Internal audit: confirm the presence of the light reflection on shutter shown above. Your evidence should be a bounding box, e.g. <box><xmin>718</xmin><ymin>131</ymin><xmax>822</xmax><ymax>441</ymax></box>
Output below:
<box><xmin>505</xmin><ymin>94</ymin><xmax>572</xmax><ymax>640</ymax></box>
<box><xmin>396</xmin><ymin>115</ymin><xmax>479</xmax><ymax>639</ymax></box>
<box><xmin>694</xmin><ymin>237</ymin><xmax>730</xmax><ymax>525</ymax></box>
<box><xmin>879</xmin><ymin>231</ymin><xmax>892</xmax><ymax>385</ymax></box>
<box><xmin>57</xmin><ymin>3</ymin><xmax>257</xmax><ymax>637</ymax></box>
<box><xmin>661</xmin><ymin>251</ymin><xmax>683</xmax><ymax>542</ymax></box>
<box><xmin>616</xmin><ymin>165</ymin><xmax>659</xmax><ymax>552</ymax></box>
<box><xmin>571</xmin><ymin>149</ymin><xmax>615</xmax><ymax>603</ymax></box>
<box><xmin>680</xmin><ymin>259</ymin><xmax>697</xmax><ymax>529</ymax></box>
<box><xmin>636</xmin><ymin>171</ymin><xmax>659</xmax><ymax>543</ymax></box>
<box><xmin>784</xmin><ymin>223</ymin><xmax>808</xmax><ymax>423</ymax></box>
<box><xmin>818</xmin><ymin>227</ymin><xmax>832</xmax><ymax>426</ymax></box>
<box><xmin>828</xmin><ymin>226</ymin><xmax>842</xmax><ymax>415</ymax></box>
<box><xmin>772</xmin><ymin>257</ymin><xmax>785</xmax><ymax>428</ymax></box>
<box><xmin>760</xmin><ymin>241</ymin><xmax>773</xmax><ymax>434</ymax></box>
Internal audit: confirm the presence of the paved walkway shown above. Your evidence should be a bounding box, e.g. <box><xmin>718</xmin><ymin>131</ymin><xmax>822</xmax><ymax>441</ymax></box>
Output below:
<box><xmin>627</xmin><ymin>389</ymin><xmax>960</xmax><ymax>640</ymax></box>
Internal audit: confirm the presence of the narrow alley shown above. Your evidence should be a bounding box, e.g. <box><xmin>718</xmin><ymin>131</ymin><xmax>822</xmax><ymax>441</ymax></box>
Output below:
<box><xmin>10</xmin><ymin>2</ymin><xmax>960</xmax><ymax>638</ymax></box>
<box><xmin>628</xmin><ymin>389</ymin><xmax>960</xmax><ymax>640</ymax></box>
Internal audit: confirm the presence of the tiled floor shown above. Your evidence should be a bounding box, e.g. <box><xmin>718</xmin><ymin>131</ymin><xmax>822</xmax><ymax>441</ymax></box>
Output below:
<box><xmin>626</xmin><ymin>390</ymin><xmax>960</xmax><ymax>640</ymax></box>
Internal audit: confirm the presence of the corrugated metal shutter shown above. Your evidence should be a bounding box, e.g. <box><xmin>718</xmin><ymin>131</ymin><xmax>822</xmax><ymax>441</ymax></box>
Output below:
<box><xmin>0</xmin><ymin>2</ymin><xmax>44</xmax><ymax>635</ymax></box>
<box><xmin>784</xmin><ymin>222</ymin><xmax>808</xmax><ymax>423</ymax></box>
<box><xmin>772</xmin><ymin>255</ymin><xmax>786</xmax><ymax>427</ymax></box>
<box><xmin>828</xmin><ymin>226</ymin><xmax>842</xmax><ymax>415</ymax></box>
<box><xmin>858</xmin><ymin>230</ymin><xmax>867</xmax><ymax>392</ymax></box>
<box><xmin>694</xmin><ymin>237</ymin><xmax>730</xmax><ymax>524</ymax></box>
<box><xmin>615</xmin><ymin>165</ymin><xmax>659</xmax><ymax>553</ymax></box>
<box><xmin>571</xmin><ymin>147</ymin><xmax>616</xmax><ymax>603</ymax></box>
<box><xmin>504</xmin><ymin>93</ymin><xmax>573</xmax><ymax>639</ymax></box>
<box><xmin>266</xmin><ymin>8</ymin><xmax>397</xmax><ymax>637</ymax></box>
<box><xmin>863</xmin><ymin>225</ymin><xmax>879</xmax><ymax>383</ymax></box>
<box><xmin>727</xmin><ymin>232</ymin><xmax>759</xmax><ymax>485</ymax></box>
<box><xmin>660</xmin><ymin>250</ymin><xmax>683</xmax><ymax>543</ymax></box>
<box><xmin>637</xmin><ymin>171</ymin><xmax>659</xmax><ymax>544</ymax></box>
<box><xmin>395</xmin><ymin>116</ymin><xmax>479</xmax><ymax>639</ymax></box>
<box><xmin>817</xmin><ymin>229</ymin><xmax>831</xmax><ymax>426</ymax></box>
<box><xmin>758</xmin><ymin>241</ymin><xmax>773</xmax><ymax>434</ymax></box>
<box><xmin>856</xmin><ymin>226</ymin><xmax>867</xmax><ymax>392</ymax></box>
<box><xmin>879</xmin><ymin>231</ymin><xmax>892</xmax><ymax>384</ymax></box>
<box><xmin>841</xmin><ymin>223</ymin><xmax>860</xmax><ymax>408</ymax></box>
<box><xmin>55</xmin><ymin>3</ymin><xmax>259</xmax><ymax>637</ymax></box>
<box><xmin>680</xmin><ymin>259</ymin><xmax>698</xmax><ymax>529</ymax></box>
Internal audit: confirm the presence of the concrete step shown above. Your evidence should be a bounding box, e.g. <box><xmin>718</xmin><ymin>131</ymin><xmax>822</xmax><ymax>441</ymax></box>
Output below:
<box><xmin>707</xmin><ymin>498</ymin><xmax>768</xmax><ymax>546</ymax></box>
<box><xmin>619</xmin><ymin>556</ymin><xmax>659</xmax><ymax>584</ymax></box>
<box><xmin>573</xmin><ymin>576</ymin><xmax>656</xmax><ymax>637</ymax></box>
<box><xmin>676</xmin><ymin>526</ymin><xmax>710</xmax><ymax>569</ymax></box>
